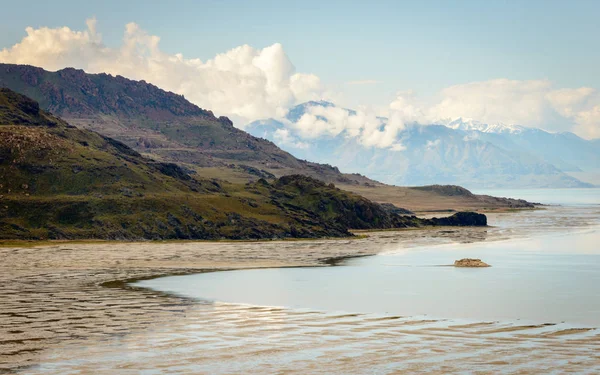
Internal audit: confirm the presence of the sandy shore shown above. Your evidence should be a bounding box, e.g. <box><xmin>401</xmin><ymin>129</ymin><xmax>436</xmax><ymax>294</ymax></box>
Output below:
<box><xmin>1</xmin><ymin>207</ymin><xmax>599</xmax><ymax>374</ymax></box>
<box><xmin>0</xmin><ymin>226</ymin><xmax>495</xmax><ymax>373</ymax></box>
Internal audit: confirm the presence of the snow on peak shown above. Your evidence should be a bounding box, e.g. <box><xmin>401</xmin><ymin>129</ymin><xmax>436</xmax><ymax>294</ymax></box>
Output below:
<box><xmin>444</xmin><ymin>118</ymin><xmax>526</xmax><ymax>134</ymax></box>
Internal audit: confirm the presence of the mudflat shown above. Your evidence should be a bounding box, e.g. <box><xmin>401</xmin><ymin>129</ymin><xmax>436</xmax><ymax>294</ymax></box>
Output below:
<box><xmin>0</xmin><ymin>226</ymin><xmax>491</xmax><ymax>373</ymax></box>
<box><xmin>1</xmin><ymin>207</ymin><xmax>598</xmax><ymax>373</ymax></box>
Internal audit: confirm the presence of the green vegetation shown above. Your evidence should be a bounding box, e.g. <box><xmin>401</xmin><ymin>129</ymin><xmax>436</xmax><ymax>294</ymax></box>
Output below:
<box><xmin>0</xmin><ymin>63</ymin><xmax>538</xmax><ymax>214</ymax></box>
<box><xmin>1</xmin><ymin>88</ymin><xmax>487</xmax><ymax>240</ymax></box>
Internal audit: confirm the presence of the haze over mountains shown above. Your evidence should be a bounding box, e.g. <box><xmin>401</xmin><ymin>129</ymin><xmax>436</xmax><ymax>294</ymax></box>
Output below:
<box><xmin>248</xmin><ymin>101</ymin><xmax>599</xmax><ymax>188</ymax></box>
<box><xmin>0</xmin><ymin>63</ymin><xmax>536</xmax><ymax>213</ymax></box>
<box><xmin>2</xmin><ymin>63</ymin><xmax>597</xmax><ymax>190</ymax></box>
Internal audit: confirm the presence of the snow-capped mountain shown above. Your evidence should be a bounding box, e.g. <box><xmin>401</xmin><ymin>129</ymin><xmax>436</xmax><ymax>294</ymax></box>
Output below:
<box><xmin>444</xmin><ymin>118</ymin><xmax>527</xmax><ymax>134</ymax></box>
<box><xmin>247</xmin><ymin>102</ymin><xmax>598</xmax><ymax>188</ymax></box>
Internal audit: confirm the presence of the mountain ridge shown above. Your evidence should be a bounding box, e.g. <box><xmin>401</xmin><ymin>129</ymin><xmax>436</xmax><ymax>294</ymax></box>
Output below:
<box><xmin>0</xmin><ymin>63</ymin><xmax>540</xmax><ymax>212</ymax></box>
<box><xmin>2</xmin><ymin>88</ymin><xmax>491</xmax><ymax>240</ymax></box>
<box><xmin>0</xmin><ymin>63</ymin><xmax>383</xmax><ymax>187</ymax></box>
<box><xmin>247</xmin><ymin>101</ymin><xmax>598</xmax><ymax>188</ymax></box>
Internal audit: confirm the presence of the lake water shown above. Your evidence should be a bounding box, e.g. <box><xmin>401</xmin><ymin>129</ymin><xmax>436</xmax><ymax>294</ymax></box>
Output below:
<box><xmin>25</xmin><ymin>189</ymin><xmax>600</xmax><ymax>374</ymax></box>
<box><xmin>473</xmin><ymin>187</ymin><xmax>600</xmax><ymax>206</ymax></box>
<box><xmin>138</xmin><ymin>188</ymin><xmax>600</xmax><ymax>326</ymax></box>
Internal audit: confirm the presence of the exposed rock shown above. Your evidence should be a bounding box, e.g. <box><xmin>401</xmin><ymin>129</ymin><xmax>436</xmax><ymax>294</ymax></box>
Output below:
<box><xmin>237</xmin><ymin>164</ymin><xmax>275</xmax><ymax>179</ymax></box>
<box><xmin>380</xmin><ymin>203</ymin><xmax>414</xmax><ymax>215</ymax></box>
<box><xmin>1</xmin><ymin>92</ymin><xmax>490</xmax><ymax>241</ymax></box>
<box><xmin>153</xmin><ymin>162</ymin><xmax>193</xmax><ymax>181</ymax></box>
<box><xmin>429</xmin><ymin>212</ymin><xmax>487</xmax><ymax>226</ymax></box>
<box><xmin>454</xmin><ymin>258</ymin><xmax>490</xmax><ymax>267</ymax></box>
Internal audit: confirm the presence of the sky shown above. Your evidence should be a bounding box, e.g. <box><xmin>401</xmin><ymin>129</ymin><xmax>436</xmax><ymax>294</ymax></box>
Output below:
<box><xmin>0</xmin><ymin>0</ymin><xmax>599</xmax><ymax>140</ymax></box>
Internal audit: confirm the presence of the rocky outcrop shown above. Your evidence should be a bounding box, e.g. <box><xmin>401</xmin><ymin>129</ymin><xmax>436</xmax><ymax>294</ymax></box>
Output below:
<box><xmin>0</xmin><ymin>88</ymin><xmax>66</xmax><ymax>127</ymax></box>
<box><xmin>263</xmin><ymin>175</ymin><xmax>487</xmax><ymax>231</ymax></box>
<box><xmin>0</xmin><ymin>92</ymin><xmax>491</xmax><ymax>241</ymax></box>
<box><xmin>380</xmin><ymin>203</ymin><xmax>414</xmax><ymax>215</ymax></box>
<box><xmin>0</xmin><ymin>63</ymin><xmax>411</xmax><ymax>188</ymax></box>
<box><xmin>454</xmin><ymin>258</ymin><xmax>490</xmax><ymax>267</ymax></box>
<box><xmin>0</xmin><ymin>64</ymin><xmax>212</xmax><ymax>119</ymax></box>
<box><xmin>429</xmin><ymin>212</ymin><xmax>487</xmax><ymax>226</ymax></box>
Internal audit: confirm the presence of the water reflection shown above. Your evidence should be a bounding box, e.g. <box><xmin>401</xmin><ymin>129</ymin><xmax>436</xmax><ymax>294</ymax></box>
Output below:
<box><xmin>138</xmin><ymin>224</ymin><xmax>600</xmax><ymax>326</ymax></box>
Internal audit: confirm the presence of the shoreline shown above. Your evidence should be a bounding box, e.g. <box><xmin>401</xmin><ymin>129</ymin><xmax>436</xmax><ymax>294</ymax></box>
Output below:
<box><xmin>0</xmin><ymin>207</ymin><xmax>544</xmax><ymax>248</ymax></box>
<box><xmin>1</xmin><ymin>205</ymin><xmax>597</xmax><ymax>373</ymax></box>
<box><xmin>0</xmin><ymin>226</ymin><xmax>495</xmax><ymax>373</ymax></box>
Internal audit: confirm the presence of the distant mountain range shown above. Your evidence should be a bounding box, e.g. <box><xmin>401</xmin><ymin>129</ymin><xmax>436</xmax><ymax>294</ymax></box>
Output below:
<box><xmin>247</xmin><ymin>102</ymin><xmax>599</xmax><ymax>188</ymax></box>
<box><xmin>0</xmin><ymin>63</ymin><xmax>538</xmax><ymax>212</ymax></box>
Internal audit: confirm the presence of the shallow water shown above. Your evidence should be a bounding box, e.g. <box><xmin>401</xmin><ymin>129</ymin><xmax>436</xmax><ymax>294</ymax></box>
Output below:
<box><xmin>22</xmin><ymin>189</ymin><xmax>600</xmax><ymax>374</ymax></box>
<box><xmin>473</xmin><ymin>187</ymin><xmax>600</xmax><ymax>206</ymax></box>
<box><xmin>137</xmin><ymin>189</ymin><xmax>600</xmax><ymax>326</ymax></box>
<box><xmin>138</xmin><ymin>224</ymin><xmax>600</xmax><ymax>326</ymax></box>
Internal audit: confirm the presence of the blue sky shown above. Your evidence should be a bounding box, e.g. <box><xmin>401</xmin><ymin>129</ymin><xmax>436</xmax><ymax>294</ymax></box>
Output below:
<box><xmin>2</xmin><ymin>1</ymin><xmax>599</xmax><ymax>98</ymax></box>
<box><xmin>1</xmin><ymin>0</ymin><xmax>599</xmax><ymax>137</ymax></box>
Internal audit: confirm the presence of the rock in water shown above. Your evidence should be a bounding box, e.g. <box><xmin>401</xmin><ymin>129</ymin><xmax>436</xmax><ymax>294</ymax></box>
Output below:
<box><xmin>430</xmin><ymin>212</ymin><xmax>487</xmax><ymax>226</ymax></box>
<box><xmin>454</xmin><ymin>258</ymin><xmax>490</xmax><ymax>267</ymax></box>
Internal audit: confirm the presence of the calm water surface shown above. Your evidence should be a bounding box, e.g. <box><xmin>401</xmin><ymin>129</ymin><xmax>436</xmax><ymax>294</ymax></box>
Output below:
<box><xmin>25</xmin><ymin>189</ymin><xmax>600</xmax><ymax>374</ymax></box>
<box><xmin>138</xmin><ymin>189</ymin><xmax>600</xmax><ymax>326</ymax></box>
<box><xmin>473</xmin><ymin>187</ymin><xmax>600</xmax><ymax>205</ymax></box>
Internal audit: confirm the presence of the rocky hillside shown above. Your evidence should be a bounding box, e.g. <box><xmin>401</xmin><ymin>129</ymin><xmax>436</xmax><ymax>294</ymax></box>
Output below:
<box><xmin>0</xmin><ymin>89</ymin><xmax>486</xmax><ymax>240</ymax></box>
<box><xmin>0</xmin><ymin>63</ymin><xmax>537</xmax><ymax>212</ymax></box>
<box><xmin>0</xmin><ymin>63</ymin><xmax>374</xmax><ymax>185</ymax></box>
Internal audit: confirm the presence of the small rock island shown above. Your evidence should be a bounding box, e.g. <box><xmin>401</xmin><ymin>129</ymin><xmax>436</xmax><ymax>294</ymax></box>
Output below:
<box><xmin>454</xmin><ymin>258</ymin><xmax>490</xmax><ymax>267</ymax></box>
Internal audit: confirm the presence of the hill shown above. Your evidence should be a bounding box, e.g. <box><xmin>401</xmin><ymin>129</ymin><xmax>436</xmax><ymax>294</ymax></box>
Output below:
<box><xmin>0</xmin><ymin>63</ymin><xmax>371</xmax><ymax>184</ymax></box>
<box><xmin>0</xmin><ymin>89</ymin><xmax>487</xmax><ymax>240</ymax></box>
<box><xmin>0</xmin><ymin>63</ymin><xmax>537</xmax><ymax>212</ymax></box>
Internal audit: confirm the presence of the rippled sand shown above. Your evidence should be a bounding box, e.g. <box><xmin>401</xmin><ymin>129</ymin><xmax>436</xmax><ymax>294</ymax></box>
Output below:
<box><xmin>27</xmin><ymin>303</ymin><xmax>600</xmax><ymax>374</ymax></box>
<box><xmin>1</xmin><ymin>206</ymin><xmax>599</xmax><ymax>374</ymax></box>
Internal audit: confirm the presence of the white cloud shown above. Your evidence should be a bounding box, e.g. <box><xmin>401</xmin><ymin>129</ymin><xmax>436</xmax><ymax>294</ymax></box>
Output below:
<box><xmin>388</xmin><ymin>90</ymin><xmax>431</xmax><ymax>123</ymax></box>
<box><xmin>1</xmin><ymin>19</ymin><xmax>599</xmax><ymax>140</ymax></box>
<box><xmin>270</xmin><ymin>79</ymin><xmax>600</xmax><ymax>150</ymax></box>
<box><xmin>388</xmin><ymin>80</ymin><xmax>600</xmax><ymax>139</ymax></box>
<box><xmin>574</xmin><ymin>105</ymin><xmax>600</xmax><ymax>139</ymax></box>
<box><xmin>273</xmin><ymin>128</ymin><xmax>310</xmax><ymax>149</ymax></box>
<box><xmin>290</xmin><ymin>104</ymin><xmax>406</xmax><ymax>150</ymax></box>
<box><xmin>428</xmin><ymin>79</ymin><xmax>557</xmax><ymax>127</ymax></box>
<box><xmin>0</xmin><ymin>18</ymin><xmax>325</xmax><ymax>122</ymax></box>
<box><xmin>546</xmin><ymin>87</ymin><xmax>596</xmax><ymax>117</ymax></box>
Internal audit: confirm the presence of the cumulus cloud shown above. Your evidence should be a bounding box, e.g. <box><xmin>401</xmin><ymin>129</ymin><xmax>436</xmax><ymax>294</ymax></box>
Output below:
<box><xmin>0</xmin><ymin>18</ymin><xmax>325</xmax><ymax>122</ymax></box>
<box><xmin>273</xmin><ymin>128</ymin><xmax>310</xmax><ymax>149</ymax></box>
<box><xmin>1</xmin><ymin>19</ymin><xmax>598</xmax><ymax>140</ymax></box>
<box><xmin>289</xmin><ymin>104</ymin><xmax>406</xmax><ymax>150</ymax></box>
<box><xmin>272</xmin><ymin>78</ymin><xmax>600</xmax><ymax>151</ymax></box>
<box><xmin>389</xmin><ymin>79</ymin><xmax>600</xmax><ymax>139</ymax></box>
<box><xmin>574</xmin><ymin>105</ymin><xmax>600</xmax><ymax>139</ymax></box>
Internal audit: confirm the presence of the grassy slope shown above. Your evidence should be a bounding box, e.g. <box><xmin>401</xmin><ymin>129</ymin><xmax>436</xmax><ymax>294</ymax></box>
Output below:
<box><xmin>343</xmin><ymin>184</ymin><xmax>535</xmax><ymax>214</ymax></box>
<box><xmin>0</xmin><ymin>89</ymin><xmax>319</xmax><ymax>239</ymax></box>
<box><xmin>4</xmin><ymin>89</ymin><xmax>478</xmax><ymax>240</ymax></box>
<box><xmin>0</xmin><ymin>64</ymin><xmax>536</xmax><ymax>214</ymax></box>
